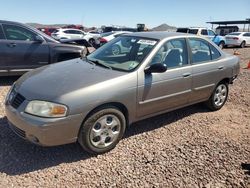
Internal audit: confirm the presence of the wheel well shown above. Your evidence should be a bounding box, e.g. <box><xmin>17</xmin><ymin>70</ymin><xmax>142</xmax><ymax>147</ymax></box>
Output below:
<box><xmin>218</xmin><ymin>78</ymin><xmax>230</xmax><ymax>85</ymax></box>
<box><xmin>82</xmin><ymin>102</ymin><xmax>129</xmax><ymax>126</ymax></box>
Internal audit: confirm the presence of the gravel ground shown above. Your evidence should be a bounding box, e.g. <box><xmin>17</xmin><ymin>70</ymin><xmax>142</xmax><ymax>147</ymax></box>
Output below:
<box><xmin>0</xmin><ymin>47</ymin><xmax>249</xmax><ymax>188</ymax></box>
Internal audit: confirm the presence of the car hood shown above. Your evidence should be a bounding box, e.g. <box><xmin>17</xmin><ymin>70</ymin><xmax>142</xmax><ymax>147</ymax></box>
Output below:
<box><xmin>16</xmin><ymin>58</ymin><xmax>126</xmax><ymax>101</ymax></box>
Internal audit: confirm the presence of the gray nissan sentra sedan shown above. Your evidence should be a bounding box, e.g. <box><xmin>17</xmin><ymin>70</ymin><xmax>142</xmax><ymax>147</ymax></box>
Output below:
<box><xmin>5</xmin><ymin>32</ymin><xmax>240</xmax><ymax>154</ymax></box>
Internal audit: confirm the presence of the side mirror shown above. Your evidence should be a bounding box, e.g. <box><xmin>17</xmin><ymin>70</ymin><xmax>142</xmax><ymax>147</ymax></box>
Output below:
<box><xmin>35</xmin><ymin>35</ymin><xmax>44</xmax><ymax>43</ymax></box>
<box><xmin>80</xmin><ymin>46</ymin><xmax>88</xmax><ymax>59</ymax></box>
<box><xmin>144</xmin><ymin>63</ymin><xmax>167</xmax><ymax>74</ymax></box>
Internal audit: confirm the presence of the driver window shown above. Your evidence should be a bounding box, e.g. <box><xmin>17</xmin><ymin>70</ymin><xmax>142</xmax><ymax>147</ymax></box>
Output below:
<box><xmin>2</xmin><ymin>24</ymin><xmax>36</xmax><ymax>41</ymax></box>
<box><xmin>208</xmin><ymin>30</ymin><xmax>215</xmax><ymax>36</ymax></box>
<box><xmin>149</xmin><ymin>38</ymin><xmax>188</xmax><ymax>69</ymax></box>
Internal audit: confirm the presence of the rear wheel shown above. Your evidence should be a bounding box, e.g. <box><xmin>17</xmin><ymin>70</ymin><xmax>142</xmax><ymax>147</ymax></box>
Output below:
<box><xmin>78</xmin><ymin>107</ymin><xmax>126</xmax><ymax>154</ymax></box>
<box><xmin>240</xmin><ymin>41</ymin><xmax>246</xmax><ymax>48</ymax></box>
<box><xmin>206</xmin><ymin>83</ymin><xmax>228</xmax><ymax>111</ymax></box>
<box><xmin>111</xmin><ymin>45</ymin><xmax>121</xmax><ymax>55</ymax></box>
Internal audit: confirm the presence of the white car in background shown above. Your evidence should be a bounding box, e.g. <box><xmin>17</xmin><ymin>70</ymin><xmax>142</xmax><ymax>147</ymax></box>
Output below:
<box><xmin>51</xmin><ymin>28</ymin><xmax>99</xmax><ymax>45</ymax></box>
<box><xmin>99</xmin><ymin>31</ymin><xmax>132</xmax><ymax>45</ymax></box>
<box><xmin>225</xmin><ymin>32</ymin><xmax>250</xmax><ymax>48</ymax></box>
<box><xmin>99</xmin><ymin>31</ymin><xmax>133</xmax><ymax>55</ymax></box>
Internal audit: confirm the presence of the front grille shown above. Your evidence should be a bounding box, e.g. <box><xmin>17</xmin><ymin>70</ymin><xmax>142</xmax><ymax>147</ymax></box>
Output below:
<box><xmin>9</xmin><ymin>123</ymin><xmax>26</xmax><ymax>138</ymax></box>
<box><xmin>10</xmin><ymin>93</ymin><xmax>25</xmax><ymax>109</ymax></box>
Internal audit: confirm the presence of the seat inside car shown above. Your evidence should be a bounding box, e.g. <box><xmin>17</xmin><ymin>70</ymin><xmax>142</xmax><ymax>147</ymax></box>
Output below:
<box><xmin>163</xmin><ymin>48</ymin><xmax>182</xmax><ymax>68</ymax></box>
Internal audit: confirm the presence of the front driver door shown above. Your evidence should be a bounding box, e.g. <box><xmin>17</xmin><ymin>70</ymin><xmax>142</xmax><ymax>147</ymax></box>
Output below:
<box><xmin>137</xmin><ymin>38</ymin><xmax>192</xmax><ymax>118</ymax></box>
<box><xmin>2</xmin><ymin>24</ymin><xmax>49</xmax><ymax>75</ymax></box>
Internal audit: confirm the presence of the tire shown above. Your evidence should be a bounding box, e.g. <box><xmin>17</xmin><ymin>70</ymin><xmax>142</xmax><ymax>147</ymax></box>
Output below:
<box><xmin>205</xmin><ymin>82</ymin><xmax>228</xmax><ymax>111</ymax></box>
<box><xmin>240</xmin><ymin>41</ymin><xmax>246</xmax><ymax>48</ymax></box>
<box><xmin>78</xmin><ymin>107</ymin><xmax>126</xmax><ymax>154</ymax></box>
<box><xmin>111</xmin><ymin>45</ymin><xmax>121</xmax><ymax>55</ymax></box>
<box><xmin>89</xmin><ymin>38</ymin><xmax>95</xmax><ymax>45</ymax></box>
<box><xmin>218</xmin><ymin>41</ymin><xmax>225</xmax><ymax>49</ymax></box>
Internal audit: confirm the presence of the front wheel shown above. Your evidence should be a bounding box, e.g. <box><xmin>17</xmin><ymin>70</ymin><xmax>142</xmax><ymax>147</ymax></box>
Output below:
<box><xmin>206</xmin><ymin>83</ymin><xmax>228</xmax><ymax>111</ymax></box>
<box><xmin>218</xmin><ymin>41</ymin><xmax>225</xmax><ymax>49</ymax></box>
<box><xmin>240</xmin><ymin>41</ymin><xmax>246</xmax><ymax>48</ymax></box>
<box><xmin>78</xmin><ymin>107</ymin><xmax>126</xmax><ymax>154</ymax></box>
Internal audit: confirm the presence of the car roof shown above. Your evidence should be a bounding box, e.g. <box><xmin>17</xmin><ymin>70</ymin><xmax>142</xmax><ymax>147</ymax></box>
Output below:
<box><xmin>124</xmin><ymin>31</ymin><xmax>189</xmax><ymax>40</ymax></box>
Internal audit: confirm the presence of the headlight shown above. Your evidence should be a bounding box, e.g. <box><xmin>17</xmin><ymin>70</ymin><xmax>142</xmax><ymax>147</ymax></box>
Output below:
<box><xmin>25</xmin><ymin>100</ymin><xmax>68</xmax><ymax>118</ymax></box>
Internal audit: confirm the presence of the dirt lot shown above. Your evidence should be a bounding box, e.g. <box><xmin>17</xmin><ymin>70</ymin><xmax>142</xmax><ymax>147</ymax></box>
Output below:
<box><xmin>0</xmin><ymin>47</ymin><xmax>249</xmax><ymax>188</ymax></box>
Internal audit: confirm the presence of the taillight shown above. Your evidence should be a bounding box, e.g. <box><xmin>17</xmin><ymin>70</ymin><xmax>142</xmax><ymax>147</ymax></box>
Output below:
<box><xmin>233</xmin><ymin>37</ymin><xmax>239</xmax><ymax>40</ymax></box>
<box><xmin>99</xmin><ymin>37</ymin><xmax>107</xmax><ymax>43</ymax></box>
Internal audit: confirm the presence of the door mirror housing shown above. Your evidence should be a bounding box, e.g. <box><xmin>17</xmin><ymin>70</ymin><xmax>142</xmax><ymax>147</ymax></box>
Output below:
<box><xmin>35</xmin><ymin>35</ymin><xmax>44</xmax><ymax>43</ymax></box>
<box><xmin>144</xmin><ymin>63</ymin><xmax>167</xmax><ymax>74</ymax></box>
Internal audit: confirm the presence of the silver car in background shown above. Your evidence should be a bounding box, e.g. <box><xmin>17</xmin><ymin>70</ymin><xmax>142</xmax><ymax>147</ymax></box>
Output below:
<box><xmin>5</xmin><ymin>32</ymin><xmax>240</xmax><ymax>154</ymax></box>
<box><xmin>225</xmin><ymin>32</ymin><xmax>250</xmax><ymax>48</ymax></box>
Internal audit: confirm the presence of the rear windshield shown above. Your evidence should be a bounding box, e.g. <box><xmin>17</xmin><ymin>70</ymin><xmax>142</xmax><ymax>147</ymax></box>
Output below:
<box><xmin>188</xmin><ymin>29</ymin><xmax>198</xmax><ymax>34</ymax></box>
<box><xmin>228</xmin><ymin>32</ymin><xmax>241</xmax><ymax>36</ymax></box>
<box><xmin>101</xmin><ymin>32</ymin><xmax>113</xmax><ymax>37</ymax></box>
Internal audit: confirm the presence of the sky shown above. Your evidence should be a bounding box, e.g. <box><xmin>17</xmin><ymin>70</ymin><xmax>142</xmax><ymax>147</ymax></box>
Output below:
<box><xmin>0</xmin><ymin>0</ymin><xmax>249</xmax><ymax>28</ymax></box>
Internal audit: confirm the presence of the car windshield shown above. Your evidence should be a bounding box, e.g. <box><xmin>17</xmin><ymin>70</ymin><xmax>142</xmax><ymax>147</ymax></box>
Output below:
<box><xmin>228</xmin><ymin>32</ymin><xmax>241</xmax><ymax>36</ymax></box>
<box><xmin>87</xmin><ymin>36</ymin><xmax>158</xmax><ymax>72</ymax></box>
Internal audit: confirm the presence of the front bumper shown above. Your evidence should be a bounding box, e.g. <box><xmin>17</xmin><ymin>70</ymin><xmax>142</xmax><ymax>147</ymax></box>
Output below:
<box><xmin>5</xmin><ymin>104</ymin><xmax>84</xmax><ymax>146</ymax></box>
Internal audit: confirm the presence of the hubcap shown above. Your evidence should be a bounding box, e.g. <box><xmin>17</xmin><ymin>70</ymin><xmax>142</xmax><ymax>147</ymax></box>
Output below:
<box><xmin>90</xmin><ymin>115</ymin><xmax>121</xmax><ymax>149</ymax></box>
<box><xmin>213</xmin><ymin>84</ymin><xmax>227</xmax><ymax>107</ymax></box>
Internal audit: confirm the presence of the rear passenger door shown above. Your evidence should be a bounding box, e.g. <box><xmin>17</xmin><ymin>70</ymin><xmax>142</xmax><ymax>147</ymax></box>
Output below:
<box><xmin>188</xmin><ymin>38</ymin><xmax>222</xmax><ymax>103</ymax></box>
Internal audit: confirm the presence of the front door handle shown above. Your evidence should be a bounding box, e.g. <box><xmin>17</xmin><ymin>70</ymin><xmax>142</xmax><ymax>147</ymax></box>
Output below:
<box><xmin>182</xmin><ymin>73</ymin><xmax>191</xmax><ymax>78</ymax></box>
<box><xmin>218</xmin><ymin>66</ymin><xmax>224</xmax><ymax>70</ymax></box>
<box><xmin>7</xmin><ymin>43</ymin><xmax>17</xmax><ymax>48</ymax></box>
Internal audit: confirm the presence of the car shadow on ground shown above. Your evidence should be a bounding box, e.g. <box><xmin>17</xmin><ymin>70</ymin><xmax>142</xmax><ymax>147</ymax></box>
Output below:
<box><xmin>0</xmin><ymin>103</ymin><xmax>210</xmax><ymax>175</ymax></box>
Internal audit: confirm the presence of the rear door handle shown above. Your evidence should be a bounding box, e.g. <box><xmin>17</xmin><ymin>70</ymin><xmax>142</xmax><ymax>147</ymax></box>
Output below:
<box><xmin>182</xmin><ymin>73</ymin><xmax>191</xmax><ymax>78</ymax></box>
<box><xmin>7</xmin><ymin>43</ymin><xmax>17</xmax><ymax>48</ymax></box>
<box><xmin>218</xmin><ymin>66</ymin><xmax>224</xmax><ymax>70</ymax></box>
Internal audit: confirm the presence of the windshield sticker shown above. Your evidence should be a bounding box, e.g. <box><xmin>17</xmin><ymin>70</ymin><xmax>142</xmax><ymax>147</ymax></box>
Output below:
<box><xmin>137</xmin><ymin>40</ymin><xmax>157</xmax><ymax>45</ymax></box>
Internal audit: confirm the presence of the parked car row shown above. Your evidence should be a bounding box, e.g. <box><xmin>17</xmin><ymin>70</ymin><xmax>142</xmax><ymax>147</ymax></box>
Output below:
<box><xmin>176</xmin><ymin>27</ymin><xmax>250</xmax><ymax>48</ymax></box>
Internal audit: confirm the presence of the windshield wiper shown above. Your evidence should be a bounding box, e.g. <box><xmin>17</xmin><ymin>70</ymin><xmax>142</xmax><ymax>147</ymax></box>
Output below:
<box><xmin>88</xmin><ymin>59</ymin><xmax>112</xmax><ymax>70</ymax></box>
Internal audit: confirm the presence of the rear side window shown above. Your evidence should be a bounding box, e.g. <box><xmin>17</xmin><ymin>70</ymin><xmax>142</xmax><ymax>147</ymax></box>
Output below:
<box><xmin>243</xmin><ymin>33</ymin><xmax>250</xmax><ymax>37</ymax></box>
<box><xmin>2</xmin><ymin>24</ymin><xmax>36</xmax><ymax>41</ymax></box>
<box><xmin>201</xmin><ymin>29</ymin><xmax>208</xmax><ymax>35</ymax></box>
<box><xmin>210</xmin><ymin>44</ymin><xmax>221</xmax><ymax>60</ymax></box>
<box><xmin>188</xmin><ymin>29</ymin><xmax>198</xmax><ymax>34</ymax></box>
<box><xmin>0</xmin><ymin>25</ymin><xmax>5</xmax><ymax>39</ymax></box>
<box><xmin>188</xmin><ymin>38</ymin><xmax>211</xmax><ymax>64</ymax></box>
